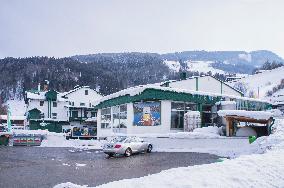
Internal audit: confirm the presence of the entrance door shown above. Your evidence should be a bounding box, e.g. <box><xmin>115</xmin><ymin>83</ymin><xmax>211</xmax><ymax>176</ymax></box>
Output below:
<box><xmin>171</xmin><ymin>110</ymin><xmax>185</xmax><ymax>130</ymax></box>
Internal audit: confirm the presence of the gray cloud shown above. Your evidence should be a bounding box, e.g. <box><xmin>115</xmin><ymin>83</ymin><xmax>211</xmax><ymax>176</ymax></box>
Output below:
<box><xmin>0</xmin><ymin>0</ymin><xmax>284</xmax><ymax>58</ymax></box>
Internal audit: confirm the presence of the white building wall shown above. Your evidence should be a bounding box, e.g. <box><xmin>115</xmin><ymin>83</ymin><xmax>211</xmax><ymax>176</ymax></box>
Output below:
<box><xmin>126</xmin><ymin>101</ymin><xmax>171</xmax><ymax>134</ymax></box>
<box><xmin>26</xmin><ymin>99</ymin><xmax>68</xmax><ymax>121</ymax></box>
<box><xmin>65</xmin><ymin>87</ymin><xmax>103</xmax><ymax>108</ymax></box>
<box><xmin>168</xmin><ymin>76</ymin><xmax>242</xmax><ymax>97</ymax></box>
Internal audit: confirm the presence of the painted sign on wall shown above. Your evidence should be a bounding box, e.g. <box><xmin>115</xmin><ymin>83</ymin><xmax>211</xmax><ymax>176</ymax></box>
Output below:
<box><xmin>133</xmin><ymin>101</ymin><xmax>161</xmax><ymax>126</ymax></box>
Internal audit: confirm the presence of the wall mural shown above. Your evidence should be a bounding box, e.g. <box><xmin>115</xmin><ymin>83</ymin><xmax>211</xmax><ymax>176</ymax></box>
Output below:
<box><xmin>133</xmin><ymin>101</ymin><xmax>161</xmax><ymax>126</ymax></box>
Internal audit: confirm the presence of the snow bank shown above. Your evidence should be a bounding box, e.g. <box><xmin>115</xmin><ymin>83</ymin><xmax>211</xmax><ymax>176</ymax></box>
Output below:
<box><xmin>251</xmin><ymin>119</ymin><xmax>284</xmax><ymax>153</ymax></box>
<box><xmin>54</xmin><ymin>119</ymin><xmax>284</xmax><ymax>188</ymax></box>
<box><xmin>40</xmin><ymin>133</ymin><xmax>102</xmax><ymax>149</ymax></box>
<box><xmin>13</xmin><ymin>129</ymin><xmax>50</xmax><ymax>135</ymax></box>
<box><xmin>12</xmin><ymin>129</ymin><xmax>102</xmax><ymax>149</ymax></box>
<box><xmin>55</xmin><ymin>149</ymin><xmax>284</xmax><ymax>188</ymax></box>
<box><xmin>169</xmin><ymin>126</ymin><xmax>222</xmax><ymax>139</ymax></box>
<box><xmin>266</xmin><ymin>109</ymin><xmax>283</xmax><ymax>117</ymax></box>
<box><xmin>215</xmin><ymin>101</ymin><xmax>236</xmax><ymax>105</ymax></box>
<box><xmin>218</xmin><ymin>110</ymin><xmax>273</xmax><ymax>120</ymax></box>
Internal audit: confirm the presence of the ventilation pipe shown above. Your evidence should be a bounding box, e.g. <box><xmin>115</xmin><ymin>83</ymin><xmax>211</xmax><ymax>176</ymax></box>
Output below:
<box><xmin>38</xmin><ymin>83</ymin><xmax>41</xmax><ymax>92</ymax></box>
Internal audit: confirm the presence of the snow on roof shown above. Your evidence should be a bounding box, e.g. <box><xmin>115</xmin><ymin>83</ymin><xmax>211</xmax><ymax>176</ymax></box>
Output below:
<box><xmin>97</xmin><ymin>85</ymin><xmax>269</xmax><ymax>104</ymax></box>
<box><xmin>217</xmin><ymin>110</ymin><xmax>273</xmax><ymax>120</ymax></box>
<box><xmin>62</xmin><ymin>86</ymin><xmax>101</xmax><ymax>97</ymax></box>
<box><xmin>85</xmin><ymin>117</ymin><xmax>97</xmax><ymax>122</ymax></box>
<box><xmin>26</xmin><ymin>91</ymin><xmax>46</xmax><ymax>100</ymax></box>
<box><xmin>215</xmin><ymin>101</ymin><xmax>236</xmax><ymax>105</ymax></box>
<box><xmin>0</xmin><ymin>115</ymin><xmax>26</xmax><ymax>120</ymax></box>
<box><xmin>26</xmin><ymin>91</ymin><xmax>68</xmax><ymax>102</ymax></box>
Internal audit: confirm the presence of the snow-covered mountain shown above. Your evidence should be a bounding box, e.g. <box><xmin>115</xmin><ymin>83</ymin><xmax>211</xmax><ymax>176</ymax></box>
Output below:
<box><xmin>164</xmin><ymin>60</ymin><xmax>225</xmax><ymax>74</ymax></box>
<box><xmin>162</xmin><ymin>50</ymin><xmax>283</xmax><ymax>74</ymax></box>
<box><xmin>229</xmin><ymin>66</ymin><xmax>284</xmax><ymax>100</ymax></box>
<box><xmin>0</xmin><ymin>50</ymin><xmax>282</xmax><ymax>103</ymax></box>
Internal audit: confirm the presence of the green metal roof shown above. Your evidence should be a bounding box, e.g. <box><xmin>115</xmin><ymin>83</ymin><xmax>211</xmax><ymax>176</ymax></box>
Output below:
<box><xmin>94</xmin><ymin>88</ymin><xmax>222</xmax><ymax>109</ymax></box>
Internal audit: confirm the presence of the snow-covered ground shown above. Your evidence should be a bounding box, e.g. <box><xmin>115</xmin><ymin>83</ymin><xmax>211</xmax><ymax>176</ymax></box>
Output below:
<box><xmin>4</xmin><ymin>99</ymin><xmax>26</xmax><ymax>116</ymax></box>
<box><xmin>149</xmin><ymin>137</ymin><xmax>251</xmax><ymax>158</ymax></box>
<box><xmin>185</xmin><ymin>60</ymin><xmax>225</xmax><ymax>74</ymax></box>
<box><xmin>54</xmin><ymin>119</ymin><xmax>284</xmax><ymax>188</ymax></box>
<box><xmin>40</xmin><ymin>134</ymin><xmax>102</xmax><ymax>149</ymax></box>
<box><xmin>17</xmin><ymin>126</ymin><xmax>251</xmax><ymax>158</ymax></box>
<box><xmin>231</xmin><ymin>66</ymin><xmax>284</xmax><ymax>99</ymax></box>
<box><xmin>13</xmin><ymin>129</ymin><xmax>103</xmax><ymax>149</ymax></box>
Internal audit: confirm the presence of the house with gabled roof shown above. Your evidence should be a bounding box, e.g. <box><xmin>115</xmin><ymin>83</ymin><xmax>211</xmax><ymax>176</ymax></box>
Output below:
<box><xmin>25</xmin><ymin>85</ymin><xmax>103</xmax><ymax>133</ymax></box>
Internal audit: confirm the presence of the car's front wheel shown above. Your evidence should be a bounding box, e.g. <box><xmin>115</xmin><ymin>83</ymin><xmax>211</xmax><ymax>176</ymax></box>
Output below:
<box><xmin>124</xmin><ymin>148</ymin><xmax>132</xmax><ymax>157</ymax></box>
<box><xmin>107</xmin><ymin>153</ymin><xmax>114</xmax><ymax>158</ymax></box>
<box><xmin>147</xmin><ymin>144</ymin><xmax>153</xmax><ymax>153</ymax></box>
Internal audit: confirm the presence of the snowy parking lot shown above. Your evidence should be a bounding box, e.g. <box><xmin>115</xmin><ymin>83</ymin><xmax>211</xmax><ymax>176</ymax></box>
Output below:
<box><xmin>3</xmin><ymin>119</ymin><xmax>284</xmax><ymax>188</ymax></box>
<box><xmin>55</xmin><ymin>119</ymin><xmax>284</xmax><ymax>188</ymax></box>
<box><xmin>0</xmin><ymin>147</ymin><xmax>219</xmax><ymax>188</ymax></box>
<box><xmin>36</xmin><ymin>128</ymin><xmax>253</xmax><ymax>158</ymax></box>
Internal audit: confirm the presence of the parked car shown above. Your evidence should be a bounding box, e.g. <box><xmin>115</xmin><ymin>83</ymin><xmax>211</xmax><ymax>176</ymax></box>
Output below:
<box><xmin>103</xmin><ymin>136</ymin><xmax>153</xmax><ymax>157</ymax></box>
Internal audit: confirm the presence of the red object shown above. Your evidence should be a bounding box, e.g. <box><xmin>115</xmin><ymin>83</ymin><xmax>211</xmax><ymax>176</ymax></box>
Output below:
<box><xmin>114</xmin><ymin>144</ymin><xmax>121</xmax><ymax>148</ymax></box>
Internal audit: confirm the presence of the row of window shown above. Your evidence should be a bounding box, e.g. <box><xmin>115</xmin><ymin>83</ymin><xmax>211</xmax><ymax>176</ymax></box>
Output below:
<box><xmin>40</xmin><ymin>101</ymin><xmax>93</xmax><ymax>108</ymax></box>
<box><xmin>70</xmin><ymin>110</ymin><xmax>96</xmax><ymax>118</ymax></box>
<box><xmin>101</xmin><ymin>104</ymin><xmax>127</xmax><ymax>129</ymax></box>
<box><xmin>235</xmin><ymin>99</ymin><xmax>267</xmax><ymax>111</ymax></box>
<box><xmin>38</xmin><ymin>110</ymin><xmax>96</xmax><ymax>120</ymax></box>
<box><xmin>100</xmin><ymin>102</ymin><xmax>201</xmax><ymax>130</ymax></box>
<box><xmin>39</xmin><ymin>113</ymin><xmax>57</xmax><ymax>119</ymax></box>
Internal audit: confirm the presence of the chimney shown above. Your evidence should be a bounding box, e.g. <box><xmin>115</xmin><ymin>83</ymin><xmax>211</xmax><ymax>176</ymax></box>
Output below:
<box><xmin>38</xmin><ymin>83</ymin><xmax>41</xmax><ymax>92</ymax></box>
<box><xmin>44</xmin><ymin>80</ymin><xmax>49</xmax><ymax>91</ymax></box>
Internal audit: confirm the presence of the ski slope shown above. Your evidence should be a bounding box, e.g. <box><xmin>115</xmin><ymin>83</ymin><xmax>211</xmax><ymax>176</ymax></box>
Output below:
<box><xmin>230</xmin><ymin>66</ymin><xmax>284</xmax><ymax>99</ymax></box>
<box><xmin>163</xmin><ymin>60</ymin><xmax>225</xmax><ymax>74</ymax></box>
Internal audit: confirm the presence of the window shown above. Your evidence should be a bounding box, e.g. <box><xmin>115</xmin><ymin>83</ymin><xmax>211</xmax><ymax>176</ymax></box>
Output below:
<box><xmin>40</xmin><ymin>101</ymin><xmax>44</xmax><ymax>106</ymax></box>
<box><xmin>85</xmin><ymin>90</ymin><xmax>88</xmax><ymax>95</ymax></box>
<box><xmin>53</xmin><ymin>102</ymin><xmax>57</xmax><ymax>107</ymax></box>
<box><xmin>112</xmin><ymin>104</ymin><xmax>127</xmax><ymax>129</ymax></box>
<box><xmin>101</xmin><ymin>123</ymin><xmax>111</xmax><ymax>129</ymax></box>
<box><xmin>52</xmin><ymin>113</ymin><xmax>57</xmax><ymax>119</ymax></box>
<box><xmin>84</xmin><ymin>111</ymin><xmax>88</xmax><ymax>118</ymax></box>
<box><xmin>101</xmin><ymin>107</ymin><xmax>111</xmax><ymax>129</ymax></box>
<box><xmin>80</xmin><ymin>103</ymin><xmax>85</xmax><ymax>106</ymax></box>
<box><xmin>91</xmin><ymin>112</ymin><xmax>97</xmax><ymax>117</ymax></box>
<box><xmin>72</xmin><ymin>102</ymin><xmax>74</xmax><ymax>106</ymax></box>
<box><xmin>171</xmin><ymin>102</ymin><xmax>197</xmax><ymax>129</ymax></box>
<box><xmin>72</xmin><ymin>111</ymin><xmax>78</xmax><ymax>118</ymax></box>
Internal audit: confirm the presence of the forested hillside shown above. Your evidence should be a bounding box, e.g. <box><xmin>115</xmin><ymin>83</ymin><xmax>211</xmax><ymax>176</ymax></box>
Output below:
<box><xmin>0</xmin><ymin>50</ymin><xmax>283</xmax><ymax>102</ymax></box>
<box><xmin>0</xmin><ymin>53</ymin><xmax>174</xmax><ymax>101</ymax></box>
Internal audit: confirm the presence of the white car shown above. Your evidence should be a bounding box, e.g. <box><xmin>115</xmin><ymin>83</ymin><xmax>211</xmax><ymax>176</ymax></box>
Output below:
<box><xmin>103</xmin><ymin>136</ymin><xmax>153</xmax><ymax>157</ymax></box>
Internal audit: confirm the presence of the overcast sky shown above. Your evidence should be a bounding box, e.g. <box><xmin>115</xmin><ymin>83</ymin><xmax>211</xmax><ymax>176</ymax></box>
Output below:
<box><xmin>0</xmin><ymin>0</ymin><xmax>284</xmax><ymax>58</ymax></box>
